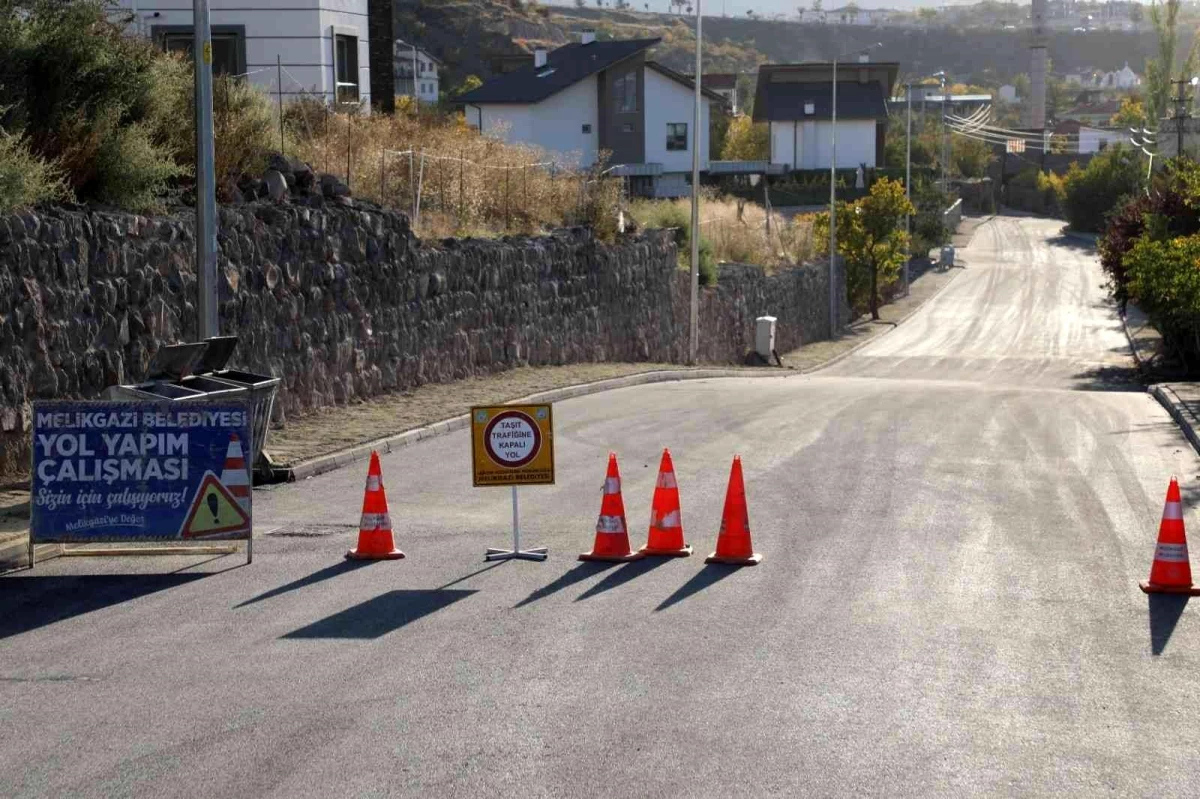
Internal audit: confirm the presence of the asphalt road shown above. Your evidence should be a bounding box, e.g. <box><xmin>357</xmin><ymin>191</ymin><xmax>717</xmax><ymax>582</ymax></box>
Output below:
<box><xmin>5</xmin><ymin>216</ymin><xmax>1200</xmax><ymax>797</ymax></box>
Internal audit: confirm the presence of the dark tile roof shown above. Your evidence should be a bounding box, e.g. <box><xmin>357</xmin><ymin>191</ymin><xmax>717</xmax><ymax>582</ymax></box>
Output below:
<box><xmin>647</xmin><ymin>62</ymin><xmax>729</xmax><ymax>103</ymax></box>
<box><xmin>756</xmin><ymin>81</ymin><xmax>889</xmax><ymax>122</ymax></box>
<box><xmin>456</xmin><ymin>38</ymin><xmax>661</xmax><ymax>105</ymax></box>
<box><xmin>701</xmin><ymin>73</ymin><xmax>738</xmax><ymax>90</ymax></box>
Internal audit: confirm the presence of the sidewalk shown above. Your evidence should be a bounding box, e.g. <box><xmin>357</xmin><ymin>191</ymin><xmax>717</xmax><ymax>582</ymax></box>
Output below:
<box><xmin>0</xmin><ymin>219</ymin><xmax>981</xmax><ymax>571</ymax></box>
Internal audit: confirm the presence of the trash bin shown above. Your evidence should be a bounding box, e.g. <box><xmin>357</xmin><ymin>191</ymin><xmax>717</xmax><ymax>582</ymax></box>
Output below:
<box><xmin>193</xmin><ymin>336</ymin><xmax>281</xmax><ymax>469</ymax></box>
<box><xmin>940</xmin><ymin>245</ymin><xmax>955</xmax><ymax>267</ymax></box>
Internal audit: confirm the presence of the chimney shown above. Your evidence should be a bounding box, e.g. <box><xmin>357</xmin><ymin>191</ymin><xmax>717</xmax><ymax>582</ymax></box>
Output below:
<box><xmin>534</xmin><ymin>48</ymin><xmax>547</xmax><ymax>68</ymax></box>
<box><xmin>581</xmin><ymin>30</ymin><xmax>596</xmax><ymax>45</ymax></box>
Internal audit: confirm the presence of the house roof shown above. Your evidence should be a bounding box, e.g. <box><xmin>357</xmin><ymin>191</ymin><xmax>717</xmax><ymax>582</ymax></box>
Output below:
<box><xmin>647</xmin><ymin>62</ymin><xmax>728</xmax><ymax>103</ymax></box>
<box><xmin>751</xmin><ymin>62</ymin><xmax>900</xmax><ymax>122</ymax></box>
<box><xmin>700</xmin><ymin>73</ymin><xmax>738</xmax><ymax>90</ymax></box>
<box><xmin>394</xmin><ymin>44</ymin><xmax>442</xmax><ymax>65</ymax></box>
<box><xmin>456</xmin><ymin>38</ymin><xmax>661</xmax><ymax>105</ymax></box>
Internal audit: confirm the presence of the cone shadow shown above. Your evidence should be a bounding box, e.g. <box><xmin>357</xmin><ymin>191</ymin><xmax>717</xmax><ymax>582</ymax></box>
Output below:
<box><xmin>1149</xmin><ymin>594</ymin><xmax>1190</xmax><ymax>656</ymax></box>
<box><xmin>0</xmin><ymin>573</ymin><xmax>209</xmax><ymax>640</ymax></box>
<box><xmin>235</xmin><ymin>559</ymin><xmax>375</xmax><ymax>607</ymax></box>
<box><xmin>281</xmin><ymin>589</ymin><xmax>475</xmax><ymax>639</ymax></box>
<box><xmin>574</xmin><ymin>557</ymin><xmax>672</xmax><ymax>601</ymax></box>
<box><xmin>655</xmin><ymin>564</ymin><xmax>739</xmax><ymax>612</ymax></box>
<box><xmin>513</xmin><ymin>561</ymin><xmax>617</xmax><ymax>608</ymax></box>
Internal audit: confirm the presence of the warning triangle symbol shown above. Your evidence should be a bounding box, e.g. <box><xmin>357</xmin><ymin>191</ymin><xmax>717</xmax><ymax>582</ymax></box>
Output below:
<box><xmin>179</xmin><ymin>471</ymin><xmax>251</xmax><ymax>539</ymax></box>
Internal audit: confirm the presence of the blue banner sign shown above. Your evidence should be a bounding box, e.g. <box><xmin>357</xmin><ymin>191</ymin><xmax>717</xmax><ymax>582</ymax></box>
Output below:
<box><xmin>31</xmin><ymin>401</ymin><xmax>254</xmax><ymax>543</ymax></box>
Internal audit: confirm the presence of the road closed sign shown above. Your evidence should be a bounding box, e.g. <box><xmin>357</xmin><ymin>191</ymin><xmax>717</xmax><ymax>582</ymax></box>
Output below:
<box><xmin>470</xmin><ymin>404</ymin><xmax>555</xmax><ymax>487</ymax></box>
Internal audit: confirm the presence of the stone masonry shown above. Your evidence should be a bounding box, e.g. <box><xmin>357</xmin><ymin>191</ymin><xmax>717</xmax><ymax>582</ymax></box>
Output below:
<box><xmin>0</xmin><ymin>202</ymin><xmax>834</xmax><ymax>476</ymax></box>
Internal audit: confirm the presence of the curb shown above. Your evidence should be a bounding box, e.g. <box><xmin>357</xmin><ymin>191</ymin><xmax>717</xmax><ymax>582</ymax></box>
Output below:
<box><xmin>1150</xmin><ymin>384</ymin><xmax>1200</xmax><ymax>456</ymax></box>
<box><xmin>1121</xmin><ymin>309</ymin><xmax>1149</xmax><ymax>375</ymax></box>
<box><xmin>286</xmin><ymin>367</ymin><xmax>791</xmax><ymax>482</ymax></box>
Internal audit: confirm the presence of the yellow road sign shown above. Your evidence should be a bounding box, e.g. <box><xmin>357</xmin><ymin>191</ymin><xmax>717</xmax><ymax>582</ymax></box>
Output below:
<box><xmin>179</xmin><ymin>471</ymin><xmax>251</xmax><ymax>539</ymax></box>
<box><xmin>470</xmin><ymin>405</ymin><xmax>555</xmax><ymax>487</ymax></box>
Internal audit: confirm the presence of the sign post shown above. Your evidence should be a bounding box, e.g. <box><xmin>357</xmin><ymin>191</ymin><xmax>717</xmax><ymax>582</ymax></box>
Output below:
<box><xmin>470</xmin><ymin>404</ymin><xmax>555</xmax><ymax>561</ymax></box>
<box><xmin>30</xmin><ymin>401</ymin><xmax>254</xmax><ymax>566</ymax></box>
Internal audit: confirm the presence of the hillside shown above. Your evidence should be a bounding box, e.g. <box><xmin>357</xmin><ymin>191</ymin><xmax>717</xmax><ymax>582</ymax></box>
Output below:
<box><xmin>395</xmin><ymin>0</ymin><xmax>1182</xmax><ymax>92</ymax></box>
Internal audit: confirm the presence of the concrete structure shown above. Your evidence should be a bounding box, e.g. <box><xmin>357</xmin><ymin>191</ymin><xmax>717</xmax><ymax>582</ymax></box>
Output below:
<box><xmin>753</xmin><ymin>61</ymin><xmax>899</xmax><ymax>170</ymax></box>
<box><xmin>1030</xmin><ymin>0</ymin><xmax>1048</xmax><ymax>129</ymax></box>
<box><xmin>999</xmin><ymin>84</ymin><xmax>1019</xmax><ymax>103</ymax></box>
<box><xmin>457</xmin><ymin>37</ymin><xmax>720</xmax><ymax>198</ymax></box>
<box><xmin>117</xmin><ymin>0</ymin><xmax>371</xmax><ymax>106</ymax></box>
<box><xmin>394</xmin><ymin>44</ymin><xmax>440</xmax><ymax>104</ymax></box>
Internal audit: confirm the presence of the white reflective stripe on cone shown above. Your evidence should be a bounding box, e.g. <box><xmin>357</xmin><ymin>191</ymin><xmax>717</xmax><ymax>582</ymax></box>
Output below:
<box><xmin>657</xmin><ymin>509</ymin><xmax>681</xmax><ymax>529</ymax></box>
<box><xmin>221</xmin><ymin>470</ymin><xmax>250</xmax><ymax>486</ymax></box>
<box><xmin>604</xmin><ymin>477</ymin><xmax>620</xmax><ymax>495</ymax></box>
<box><xmin>596</xmin><ymin>514</ymin><xmax>626</xmax><ymax>534</ymax></box>
<box><xmin>366</xmin><ymin>475</ymin><xmax>381</xmax><ymax>492</ymax></box>
<box><xmin>657</xmin><ymin>472</ymin><xmax>677</xmax><ymax>490</ymax></box>
<box><xmin>1155</xmin><ymin>542</ymin><xmax>1190</xmax><ymax>563</ymax></box>
<box><xmin>1163</xmin><ymin>501</ymin><xmax>1184</xmax><ymax>521</ymax></box>
<box><xmin>360</xmin><ymin>512</ymin><xmax>392</xmax><ymax>530</ymax></box>
<box><xmin>227</xmin><ymin>440</ymin><xmax>244</xmax><ymax>457</ymax></box>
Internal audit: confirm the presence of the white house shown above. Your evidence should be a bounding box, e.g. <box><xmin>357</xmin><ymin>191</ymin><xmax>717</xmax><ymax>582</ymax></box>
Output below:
<box><xmin>753</xmin><ymin>60</ymin><xmax>898</xmax><ymax>170</ymax></box>
<box><xmin>457</xmin><ymin>35</ymin><xmax>720</xmax><ymax>198</ymax></box>
<box><xmin>117</xmin><ymin>0</ymin><xmax>371</xmax><ymax>106</ymax></box>
<box><xmin>998</xmin><ymin>84</ymin><xmax>1019</xmax><ymax>103</ymax></box>
<box><xmin>394</xmin><ymin>43</ymin><xmax>440</xmax><ymax>104</ymax></box>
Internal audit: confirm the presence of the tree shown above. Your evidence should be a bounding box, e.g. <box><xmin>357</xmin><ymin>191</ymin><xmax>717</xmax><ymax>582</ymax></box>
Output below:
<box><xmin>1145</xmin><ymin>0</ymin><xmax>1199</xmax><ymax>122</ymax></box>
<box><xmin>952</xmin><ymin>135</ymin><xmax>994</xmax><ymax>178</ymax></box>
<box><xmin>814</xmin><ymin>178</ymin><xmax>915</xmax><ymax>319</ymax></box>
<box><xmin>1012</xmin><ymin>73</ymin><xmax>1030</xmax><ymax>101</ymax></box>
<box><xmin>917</xmin><ymin>7</ymin><xmax>936</xmax><ymax>24</ymax></box>
<box><xmin>811</xmin><ymin>0</ymin><xmax>822</xmax><ymax>10</ymax></box>
<box><xmin>1111</xmin><ymin>96</ymin><xmax>1148</xmax><ymax>129</ymax></box>
<box><xmin>452</xmin><ymin>74</ymin><xmax>483</xmax><ymax>97</ymax></box>
<box><xmin>845</xmin><ymin>1</ymin><xmax>859</xmax><ymax>21</ymax></box>
<box><xmin>796</xmin><ymin>7</ymin><xmax>804</xmax><ymax>21</ymax></box>
<box><xmin>720</xmin><ymin>114</ymin><xmax>769</xmax><ymax>160</ymax></box>
<box><xmin>735</xmin><ymin>72</ymin><xmax>755</xmax><ymax>115</ymax></box>
<box><xmin>1130</xmin><ymin>3</ymin><xmax>1144</xmax><ymax>25</ymax></box>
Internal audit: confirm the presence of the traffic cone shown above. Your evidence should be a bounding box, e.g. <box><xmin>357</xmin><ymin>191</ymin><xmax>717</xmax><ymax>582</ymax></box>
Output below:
<box><xmin>1140</xmin><ymin>477</ymin><xmax>1200</xmax><ymax>595</ymax></box>
<box><xmin>639</xmin><ymin>448</ymin><xmax>692</xmax><ymax>557</ymax></box>
<box><xmin>705</xmin><ymin>456</ymin><xmax>762</xmax><ymax>566</ymax></box>
<box><xmin>580</xmin><ymin>453</ymin><xmax>644</xmax><ymax>562</ymax></box>
<box><xmin>219</xmin><ymin>433</ymin><xmax>251</xmax><ymax>513</ymax></box>
<box><xmin>346</xmin><ymin>451</ymin><xmax>405</xmax><ymax>560</ymax></box>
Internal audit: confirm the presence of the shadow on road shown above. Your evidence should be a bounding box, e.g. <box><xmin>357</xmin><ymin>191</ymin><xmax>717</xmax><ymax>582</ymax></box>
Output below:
<box><xmin>438</xmin><ymin>560</ymin><xmax>508</xmax><ymax>589</ymax></box>
<box><xmin>281</xmin><ymin>589</ymin><xmax>475</xmax><ymax>639</ymax></box>
<box><xmin>1069</xmin><ymin>364</ymin><xmax>1144</xmax><ymax>392</ymax></box>
<box><xmin>512</xmin><ymin>561</ymin><xmax>617</xmax><ymax>608</ymax></box>
<box><xmin>0</xmin><ymin>573</ymin><xmax>210</xmax><ymax>639</ymax></box>
<box><xmin>1047</xmin><ymin>234</ymin><xmax>1097</xmax><ymax>252</ymax></box>
<box><xmin>574</xmin><ymin>557</ymin><xmax>672</xmax><ymax>602</ymax></box>
<box><xmin>655</xmin><ymin>564</ymin><xmax>740</xmax><ymax>612</ymax></box>
<box><xmin>235</xmin><ymin>559</ymin><xmax>375</xmax><ymax>607</ymax></box>
<box><xmin>1149</xmin><ymin>594</ymin><xmax>1190</xmax><ymax>656</ymax></box>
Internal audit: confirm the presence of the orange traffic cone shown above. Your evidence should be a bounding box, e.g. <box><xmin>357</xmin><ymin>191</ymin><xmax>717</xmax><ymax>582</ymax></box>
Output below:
<box><xmin>639</xmin><ymin>448</ymin><xmax>692</xmax><ymax>557</ymax></box>
<box><xmin>580</xmin><ymin>453</ymin><xmax>644</xmax><ymax>562</ymax></box>
<box><xmin>220</xmin><ymin>433</ymin><xmax>251</xmax><ymax>513</ymax></box>
<box><xmin>1140</xmin><ymin>477</ymin><xmax>1200</xmax><ymax>595</ymax></box>
<box><xmin>705</xmin><ymin>456</ymin><xmax>762</xmax><ymax>566</ymax></box>
<box><xmin>346</xmin><ymin>451</ymin><xmax>405</xmax><ymax>560</ymax></box>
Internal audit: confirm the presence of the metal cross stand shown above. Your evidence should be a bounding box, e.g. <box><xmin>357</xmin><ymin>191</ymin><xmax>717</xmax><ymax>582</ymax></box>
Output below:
<box><xmin>485</xmin><ymin>486</ymin><xmax>548</xmax><ymax>561</ymax></box>
<box><xmin>471</xmin><ymin>404</ymin><xmax>555</xmax><ymax>562</ymax></box>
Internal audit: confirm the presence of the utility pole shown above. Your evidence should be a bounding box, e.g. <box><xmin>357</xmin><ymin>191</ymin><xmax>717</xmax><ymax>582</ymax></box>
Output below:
<box><xmin>1171</xmin><ymin>77</ymin><xmax>1194</xmax><ymax>158</ymax></box>
<box><xmin>829</xmin><ymin>54</ymin><xmax>839</xmax><ymax>340</ymax></box>
<box><xmin>904</xmin><ymin>81</ymin><xmax>911</xmax><ymax>297</ymax></box>
<box><xmin>940</xmin><ymin>74</ymin><xmax>948</xmax><ymax>194</ymax></box>
<box><xmin>689</xmin><ymin>0</ymin><xmax>702</xmax><ymax>364</ymax></box>
<box><xmin>194</xmin><ymin>0</ymin><xmax>218</xmax><ymax>339</ymax></box>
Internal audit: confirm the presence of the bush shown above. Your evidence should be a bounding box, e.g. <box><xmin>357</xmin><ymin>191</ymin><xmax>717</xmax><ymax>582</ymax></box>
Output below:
<box><xmin>1124</xmin><ymin>234</ymin><xmax>1200</xmax><ymax>365</ymax></box>
<box><xmin>92</xmin><ymin>122</ymin><xmax>187</xmax><ymax>211</ymax></box>
<box><xmin>1061</xmin><ymin>145</ymin><xmax>1142</xmax><ymax>233</ymax></box>
<box><xmin>0</xmin><ymin>128</ymin><xmax>70</xmax><ymax>211</ymax></box>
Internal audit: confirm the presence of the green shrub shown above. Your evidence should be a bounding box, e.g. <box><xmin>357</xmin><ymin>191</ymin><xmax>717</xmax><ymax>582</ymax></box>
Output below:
<box><xmin>0</xmin><ymin>128</ymin><xmax>70</xmax><ymax>211</ymax></box>
<box><xmin>93</xmin><ymin>122</ymin><xmax>187</xmax><ymax>211</ymax></box>
<box><xmin>1124</xmin><ymin>233</ymin><xmax>1200</xmax><ymax>364</ymax></box>
<box><xmin>1061</xmin><ymin>145</ymin><xmax>1142</xmax><ymax>233</ymax></box>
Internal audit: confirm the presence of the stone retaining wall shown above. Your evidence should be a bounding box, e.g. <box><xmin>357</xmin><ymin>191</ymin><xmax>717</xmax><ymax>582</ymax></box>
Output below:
<box><xmin>0</xmin><ymin>202</ymin><xmax>834</xmax><ymax>476</ymax></box>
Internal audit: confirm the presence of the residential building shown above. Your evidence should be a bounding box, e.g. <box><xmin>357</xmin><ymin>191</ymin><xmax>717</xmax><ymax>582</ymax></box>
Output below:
<box><xmin>999</xmin><ymin>84</ymin><xmax>1019</xmax><ymax>103</ymax></box>
<box><xmin>456</xmin><ymin>35</ymin><xmax>721</xmax><ymax>198</ymax></box>
<box><xmin>394</xmin><ymin>43</ymin><xmax>440</xmax><ymax>104</ymax></box>
<box><xmin>1052</xmin><ymin>119</ymin><xmax>1127</xmax><ymax>153</ymax></box>
<box><xmin>117</xmin><ymin>0</ymin><xmax>371</xmax><ymax>106</ymax></box>
<box><xmin>753</xmin><ymin>61</ymin><xmax>899</xmax><ymax>170</ymax></box>
<box><xmin>1061</xmin><ymin>98</ymin><xmax>1123</xmax><ymax>126</ymax></box>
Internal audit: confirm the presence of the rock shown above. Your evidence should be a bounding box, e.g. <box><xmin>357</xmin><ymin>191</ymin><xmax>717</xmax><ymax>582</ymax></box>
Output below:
<box><xmin>265</xmin><ymin>170</ymin><xmax>289</xmax><ymax>203</ymax></box>
<box><xmin>267</xmin><ymin>153</ymin><xmax>294</xmax><ymax>177</ymax></box>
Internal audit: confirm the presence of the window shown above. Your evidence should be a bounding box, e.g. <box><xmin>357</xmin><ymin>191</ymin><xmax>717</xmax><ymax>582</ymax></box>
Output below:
<box><xmin>666</xmin><ymin>123</ymin><xmax>688</xmax><ymax>151</ymax></box>
<box><xmin>334</xmin><ymin>33</ymin><xmax>359</xmax><ymax>103</ymax></box>
<box><xmin>613</xmin><ymin>73</ymin><xmax>637</xmax><ymax>113</ymax></box>
<box><xmin>582</xmin><ymin>123</ymin><xmax>592</xmax><ymax>134</ymax></box>
<box><xmin>621</xmin><ymin>123</ymin><xmax>633</xmax><ymax>134</ymax></box>
<box><xmin>154</xmin><ymin>26</ymin><xmax>245</xmax><ymax>76</ymax></box>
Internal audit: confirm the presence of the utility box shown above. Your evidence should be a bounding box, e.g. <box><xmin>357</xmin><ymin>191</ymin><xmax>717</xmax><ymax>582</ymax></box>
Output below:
<box><xmin>940</xmin><ymin>245</ymin><xmax>955</xmax><ymax>266</ymax></box>
<box><xmin>755</xmin><ymin>316</ymin><xmax>777</xmax><ymax>361</ymax></box>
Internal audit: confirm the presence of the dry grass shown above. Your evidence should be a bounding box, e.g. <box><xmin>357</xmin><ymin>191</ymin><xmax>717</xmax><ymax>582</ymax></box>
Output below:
<box><xmin>629</xmin><ymin>195</ymin><xmax>816</xmax><ymax>271</ymax></box>
<box><xmin>285</xmin><ymin>102</ymin><xmax>622</xmax><ymax>240</ymax></box>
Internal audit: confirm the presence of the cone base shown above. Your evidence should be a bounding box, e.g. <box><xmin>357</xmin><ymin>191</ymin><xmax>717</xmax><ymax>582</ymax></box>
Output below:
<box><xmin>1139</xmin><ymin>580</ymin><xmax>1200</xmax><ymax>595</ymax></box>
<box><xmin>579</xmin><ymin>550</ymin><xmax>645</xmax><ymax>562</ymax></box>
<box><xmin>639</xmin><ymin>544</ymin><xmax>694</xmax><ymax>558</ymax></box>
<box><xmin>705</xmin><ymin>551</ymin><xmax>762</xmax><ymax>566</ymax></box>
<box><xmin>346</xmin><ymin>548</ymin><xmax>405</xmax><ymax>560</ymax></box>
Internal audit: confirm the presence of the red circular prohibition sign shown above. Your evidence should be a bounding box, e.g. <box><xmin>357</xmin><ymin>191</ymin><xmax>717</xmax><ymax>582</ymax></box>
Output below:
<box><xmin>483</xmin><ymin>410</ymin><xmax>543</xmax><ymax>468</ymax></box>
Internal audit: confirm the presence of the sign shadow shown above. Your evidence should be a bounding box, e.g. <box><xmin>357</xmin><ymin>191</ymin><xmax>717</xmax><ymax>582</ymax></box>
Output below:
<box><xmin>0</xmin><ymin>573</ymin><xmax>211</xmax><ymax>640</ymax></box>
<box><xmin>281</xmin><ymin>589</ymin><xmax>475</xmax><ymax>639</ymax></box>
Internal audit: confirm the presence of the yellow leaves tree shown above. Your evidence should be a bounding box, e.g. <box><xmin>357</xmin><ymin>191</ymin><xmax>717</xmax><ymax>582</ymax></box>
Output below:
<box><xmin>719</xmin><ymin>114</ymin><xmax>769</xmax><ymax>161</ymax></box>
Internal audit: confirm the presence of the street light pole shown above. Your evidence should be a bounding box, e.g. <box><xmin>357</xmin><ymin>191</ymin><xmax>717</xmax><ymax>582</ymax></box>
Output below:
<box><xmin>689</xmin><ymin>0</ymin><xmax>702</xmax><ymax>364</ymax></box>
<box><xmin>940</xmin><ymin>74</ymin><xmax>948</xmax><ymax>193</ymax></box>
<box><xmin>194</xmin><ymin>0</ymin><xmax>218</xmax><ymax>339</ymax></box>
<box><xmin>904</xmin><ymin>81</ymin><xmax>911</xmax><ymax>297</ymax></box>
<box><xmin>829</xmin><ymin>54</ymin><xmax>838</xmax><ymax>339</ymax></box>
<box><xmin>397</xmin><ymin>38</ymin><xmax>419</xmax><ymax>110</ymax></box>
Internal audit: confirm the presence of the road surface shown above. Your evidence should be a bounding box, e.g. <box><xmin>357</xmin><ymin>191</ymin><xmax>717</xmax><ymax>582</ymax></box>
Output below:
<box><xmin>4</xmin><ymin>216</ymin><xmax>1200</xmax><ymax>797</ymax></box>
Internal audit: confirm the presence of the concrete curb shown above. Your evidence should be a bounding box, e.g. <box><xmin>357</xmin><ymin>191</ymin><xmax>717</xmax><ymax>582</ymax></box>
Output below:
<box><xmin>286</xmin><ymin>367</ymin><xmax>792</xmax><ymax>482</ymax></box>
<box><xmin>1151</xmin><ymin>384</ymin><xmax>1200</xmax><ymax>456</ymax></box>
<box><xmin>1121</xmin><ymin>309</ymin><xmax>1149</xmax><ymax>375</ymax></box>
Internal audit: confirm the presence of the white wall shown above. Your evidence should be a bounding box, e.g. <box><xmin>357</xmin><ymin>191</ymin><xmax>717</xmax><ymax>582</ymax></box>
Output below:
<box><xmin>643</xmin><ymin>69</ymin><xmax>711</xmax><ymax>173</ymax></box>
<box><xmin>475</xmin><ymin>75</ymin><xmax>598</xmax><ymax>168</ymax></box>
<box><xmin>770</xmin><ymin>119</ymin><xmax>876</xmax><ymax>169</ymax></box>
<box><xmin>116</xmin><ymin>0</ymin><xmax>369</xmax><ymax>106</ymax></box>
